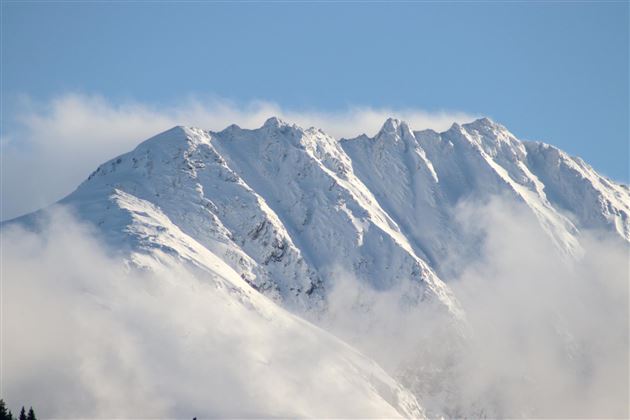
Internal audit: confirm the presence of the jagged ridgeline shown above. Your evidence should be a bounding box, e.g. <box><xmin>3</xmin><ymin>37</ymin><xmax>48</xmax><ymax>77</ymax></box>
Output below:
<box><xmin>51</xmin><ymin>116</ymin><xmax>629</xmax><ymax>308</ymax></box>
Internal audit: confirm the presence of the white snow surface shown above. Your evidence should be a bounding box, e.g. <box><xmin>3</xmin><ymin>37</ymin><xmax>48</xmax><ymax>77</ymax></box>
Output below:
<box><xmin>5</xmin><ymin>116</ymin><xmax>628</xmax><ymax>417</ymax></box>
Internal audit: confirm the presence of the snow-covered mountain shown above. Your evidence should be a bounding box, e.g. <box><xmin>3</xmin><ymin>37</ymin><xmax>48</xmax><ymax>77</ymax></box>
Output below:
<box><xmin>5</xmin><ymin>116</ymin><xmax>628</xmax><ymax>418</ymax></box>
<box><xmin>53</xmin><ymin>116</ymin><xmax>628</xmax><ymax>302</ymax></box>
<box><xmin>342</xmin><ymin>117</ymin><xmax>628</xmax><ymax>276</ymax></box>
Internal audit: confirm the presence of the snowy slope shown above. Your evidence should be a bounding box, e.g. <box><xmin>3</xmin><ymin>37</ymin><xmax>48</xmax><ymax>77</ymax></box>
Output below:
<box><xmin>523</xmin><ymin>140</ymin><xmax>630</xmax><ymax>241</ymax></box>
<box><xmin>341</xmin><ymin>117</ymin><xmax>627</xmax><ymax>278</ymax></box>
<box><xmin>62</xmin><ymin>121</ymin><xmax>461</xmax><ymax>317</ymax></box>
<box><xmin>2</xmin><ymin>199</ymin><xmax>425</xmax><ymax>418</ymax></box>
<box><xmin>109</xmin><ymin>192</ymin><xmax>428</xmax><ymax>418</ymax></box>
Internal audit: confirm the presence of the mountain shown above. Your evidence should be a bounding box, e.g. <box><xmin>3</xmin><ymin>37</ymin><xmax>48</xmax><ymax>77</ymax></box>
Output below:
<box><xmin>342</xmin><ymin>117</ymin><xmax>628</xmax><ymax>276</ymax></box>
<box><xmin>4</xmin><ymin>116</ymin><xmax>628</xmax><ymax>418</ymax></box>
<box><xmin>55</xmin><ymin>116</ymin><xmax>628</xmax><ymax>306</ymax></box>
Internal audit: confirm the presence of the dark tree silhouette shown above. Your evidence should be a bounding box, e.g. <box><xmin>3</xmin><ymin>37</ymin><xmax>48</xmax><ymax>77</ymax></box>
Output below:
<box><xmin>0</xmin><ymin>400</ymin><xmax>36</xmax><ymax>420</ymax></box>
<box><xmin>0</xmin><ymin>401</ymin><xmax>7</xmax><ymax>419</ymax></box>
<box><xmin>0</xmin><ymin>400</ymin><xmax>10</xmax><ymax>420</ymax></box>
<box><xmin>25</xmin><ymin>408</ymin><xmax>35</xmax><ymax>420</ymax></box>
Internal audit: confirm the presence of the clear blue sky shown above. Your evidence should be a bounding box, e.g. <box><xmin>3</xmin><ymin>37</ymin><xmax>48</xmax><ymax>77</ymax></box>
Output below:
<box><xmin>2</xmin><ymin>1</ymin><xmax>628</xmax><ymax>182</ymax></box>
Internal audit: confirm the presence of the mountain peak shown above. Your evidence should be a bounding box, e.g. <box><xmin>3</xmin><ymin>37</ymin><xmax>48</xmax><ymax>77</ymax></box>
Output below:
<box><xmin>464</xmin><ymin>117</ymin><xmax>509</xmax><ymax>134</ymax></box>
<box><xmin>156</xmin><ymin>125</ymin><xmax>194</xmax><ymax>138</ymax></box>
<box><xmin>376</xmin><ymin>117</ymin><xmax>413</xmax><ymax>139</ymax></box>
<box><xmin>472</xmin><ymin>117</ymin><xmax>495</xmax><ymax>126</ymax></box>
<box><xmin>135</xmin><ymin>125</ymin><xmax>195</xmax><ymax>146</ymax></box>
<box><xmin>380</xmin><ymin>117</ymin><xmax>402</xmax><ymax>131</ymax></box>
<box><xmin>126</xmin><ymin>125</ymin><xmax>213</xmax><ymax>160</ymax></box>
<box><xmin>262</xmin><ymin>116</ymin><xmax>288</xmax><ymax>129</ymax></box>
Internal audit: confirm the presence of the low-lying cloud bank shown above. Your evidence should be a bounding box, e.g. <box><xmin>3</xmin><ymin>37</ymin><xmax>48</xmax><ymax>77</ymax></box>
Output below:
<box><xmin>2</xmin><ymin>198</ymin><xmax>626</xmax><ymax>418</ymax></box>
<box><xmin>0</xmin><ymin>94</ymin><xmax>475</xmax><ymax>220</ymax></box>
<box><xmin>0</xmin><ymin>208</ymin><xmax>419</xmax><ymax>418</ymax></box>
<box><xmin>323</xmin><ymin>197</ymin><xmax>629</xmax><ymax>418</ymax></box>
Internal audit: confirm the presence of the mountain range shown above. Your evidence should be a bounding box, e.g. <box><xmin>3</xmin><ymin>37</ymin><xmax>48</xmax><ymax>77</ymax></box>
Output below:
<box><xmin>5</xmin><ymin>116</ymin><xmax>628</xmax><ymax>418</ymax></box>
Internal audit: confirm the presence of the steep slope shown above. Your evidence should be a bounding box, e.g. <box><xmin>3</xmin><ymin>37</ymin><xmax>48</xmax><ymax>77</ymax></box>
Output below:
<box><xmin>428</xmin><ymin>117</ymin><xmax>628</xmax><ymax>247</ymax></box>
<box><xmin>211</xmin><ymin>118</ymin><xmax>459</xmax><ymax>315</ymax></box>
<box><xmin>110</xmin><ymin>192</ymin><xmax>428</xmax><ymax>418</ymax></box>
<box><xmin>523</xmin><ymin>140</ymin><xmax>630</xmax><ymax>241</ymax></box>
<box><xmin>341</xmin><ymin>117</ymin><xmax>627</xmax><ymax>278</ymax></box>
<box><xmin>2</xmin><ymin>200</ymin><xmax>425</xmax><ymax>418</ymax></box>
<box><xmin>67</xmin><ymin>125</ymin><xmax>321</xmax><ymax>311</ymax></box>
<box><xmin>62</xmin><ymin>121</ymin><xmax>460</xmax><ymax>318</ymax></box>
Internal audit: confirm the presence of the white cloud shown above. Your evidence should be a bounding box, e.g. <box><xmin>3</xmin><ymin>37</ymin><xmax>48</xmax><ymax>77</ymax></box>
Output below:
<box><xmin>0</xmin><ymin>93</ymin><xmax>476</xmax><ymax>220</ymax></box>
<box><xmin>0</xmin><ymin>207</ymin><xmax>419</xmax><ymax>418</ymax></box>
<box><xmin>322</xmin><ymin>197</ymin><xmax>629</xmax><ymax>418</ymax></box>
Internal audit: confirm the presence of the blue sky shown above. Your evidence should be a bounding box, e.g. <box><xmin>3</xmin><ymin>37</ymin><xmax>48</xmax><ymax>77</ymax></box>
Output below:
<box><xmin>1</xmin><ymin>1</ymin><xmax>628</xmax><ymax>217</ymax></box>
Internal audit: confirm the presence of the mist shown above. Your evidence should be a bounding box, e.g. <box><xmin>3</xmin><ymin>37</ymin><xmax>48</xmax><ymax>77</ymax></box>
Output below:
<box><xmin>0</xmin><ymin>208</ymin><xmax>417</xmax><ymax>418</ymax></box>
<box><xmin>1</xmin><ymin>197</ymin><xmax>627</xmax><ymax>418</ymax></box>
<box><xmin>323</xmin><ymin>197</ymin><xmax>629</xmax><ymax>418</ymax></box>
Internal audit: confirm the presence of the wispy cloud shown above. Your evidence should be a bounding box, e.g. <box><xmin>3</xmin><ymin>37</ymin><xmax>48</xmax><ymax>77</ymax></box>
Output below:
<box><xmin>0</xmin><ymin>93</ymin><xmax>476</xmax><ymax>220</ymax></box>
<box><xmin>323</xmin><ymin>197</ymin><xmax>629</xmax><ymax>418</ymax></box>
<box><xmin>1</xmin><ymin>207</ymin><xmax>416</xmax><ymax>418</ymax></box>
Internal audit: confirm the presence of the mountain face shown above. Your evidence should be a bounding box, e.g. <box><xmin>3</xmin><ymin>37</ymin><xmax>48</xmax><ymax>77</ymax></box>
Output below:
<box><xmin>60</xmin><ymin>116</ymin><xmax>628</xmax><ymax>300</ymax></box>
<box><xmin>5</xmin><ymin>117</ymin><xmax>628</xmax><ymax>418</ymax></box>
<box><xmin>341</xmin><ymin>117</ymin><xmax>628</xmax><ymax>277</ymax></box>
